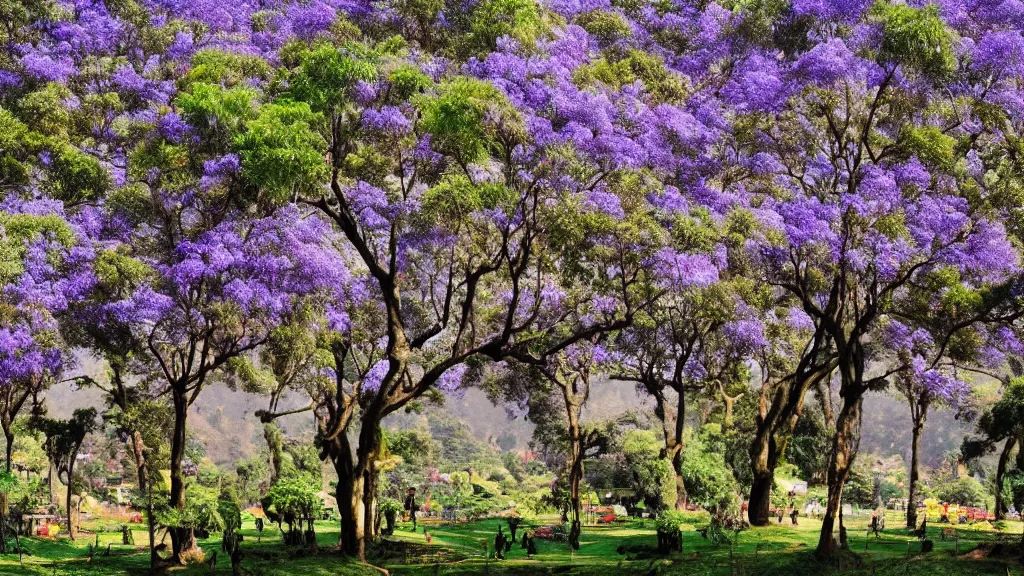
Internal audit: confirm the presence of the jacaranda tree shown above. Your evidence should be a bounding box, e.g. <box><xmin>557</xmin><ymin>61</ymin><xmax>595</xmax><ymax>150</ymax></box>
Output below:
<box><xmin>2</xmin><ymin>0</ymin><xmax>1024</xmax><ymax>567</ymax></box>
<box><xmin>721</xmin><ymin>0</ymin><xmax>1024</xmax><ymax>555</ymax></box>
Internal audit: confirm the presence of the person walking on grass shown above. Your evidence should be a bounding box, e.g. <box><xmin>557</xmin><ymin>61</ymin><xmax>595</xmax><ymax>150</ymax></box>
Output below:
<box><xmin>405</xmin><ymin>487</ymin><xmax>418</xmax><ymax>531</ymax></box>
<box><xmin>869</xmin><ymin>510</ymin><xmax>882</xmax><ymax>539</ymax></box>
<box><xmin>494</xmin><ymin>525</ymin><xmax>507</xmax><ymax>560</ymax></box>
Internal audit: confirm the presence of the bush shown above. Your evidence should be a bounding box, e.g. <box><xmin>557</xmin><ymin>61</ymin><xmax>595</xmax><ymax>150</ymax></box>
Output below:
<box><xmin>262</xmin><ymin>474</ymin><xmax>324</xmax><ymax>545</ymax></box>
<box><xmin>622</xmin><ymin>430</ymin><xmax>677</xmax><ymax>512</ymax></box>
<box><xmin>680</xmin><ymin>426</ymin><xmax>738</xmax><ymax>513</ymax></box>
<box><xmin>219</xmin><ymin>500</ymin><xmax>242</xmax><ymax>532</ymax></box>
<box><xmin>934</xmin><ymin>477</ymin><xmax>989</xmax><ymax>508</ymax></box>
<box><xmin>378</xmin><ymin>497</ymin><xmax>402</xmax><ymax>534</ymax></box>
<box><xmin>156</xmin><ymin>484</ymin><xmax>225</xmax><ymax>536</ymax></box>
<box><xmin>655</xmin><ymin>510</ymin><xmax>685</xmax><ymax>534</ymax></box>
<box><xmin>378</xmin><ymin>497</ymin><xmax>403</xmax><ymax>515</ymax></box>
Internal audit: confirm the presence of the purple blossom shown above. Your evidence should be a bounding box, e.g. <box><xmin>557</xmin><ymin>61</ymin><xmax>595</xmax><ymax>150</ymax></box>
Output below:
<box><xmin>20</xmin><ymin>52</ymin><xmax>76</xmax><ymax>83</ymax></box>
<box><xmin>288</xmin><ymin>1</ymin><xmax>338</xmax><ymax>40</ymax></box>
<box><xmin>724</xmin><ymin>317</ymin><xmax>767</xmax><ymax>353</ymax></box>
<box><xmin>200</xmin><ymin>154</ymin><xmax>241</xmax><ymax>190</ymax></box>
<box><xmin>584</xmin><ymin>190</ymin><xmax>625</xmax><ymax>218</ymax></box>
<box><xmin>361</xmin><ymin>106</ymin><xmax>412</xmax><ymax>136</ymax></box>
<box><xmin>652</xmin><ymin>248</ymin><xmax>719</xmax><ymax>289</ymax></box>
<box><xmin>790</xmin><ymin>0</ymin><xmax>871</xmax><ymax>21</ymax></box>
<box><xmin>363</xmin><ymin>359</ymin><xmax>389</xmax><ymax>392</ymax></box>
<box><xmin>436</xmin><ymin>364</ymin><xmax>468</xmax><ymax>394</ymax></box>
<box><xmin>794</xmin><ymin>39</ymin><xmax>863</xmax><ymax>87</ymax></box>
<box><xmin>973</xmin><ymin>31</ymin><xmax>1024</xmax><ymax>77</ymax></box>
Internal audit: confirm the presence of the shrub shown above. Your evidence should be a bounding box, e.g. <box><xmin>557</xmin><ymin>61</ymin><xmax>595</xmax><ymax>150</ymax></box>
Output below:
<box><xmin>934</xmin><ymin>477</ymin><xmax>989</xmax><ymax>508</ymax></box>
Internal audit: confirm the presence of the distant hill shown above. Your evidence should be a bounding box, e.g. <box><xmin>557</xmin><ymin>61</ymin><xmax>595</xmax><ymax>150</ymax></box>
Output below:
<box><xmin>42</xmin><ymin>356</ymin><xmax>980</xmax><ymax>473</ymax></box>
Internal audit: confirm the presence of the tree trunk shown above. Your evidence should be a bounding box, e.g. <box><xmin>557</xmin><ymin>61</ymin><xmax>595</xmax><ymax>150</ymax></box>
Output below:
<box><xmin>654</xmin><ymin>390</ymin><xmax>686</xmax><ymax>510</ymax></box>
<box><xmin>128</xmin><ymin>429</ymin><xmax>159</xmax><ymax>568</ymax></box>
<box><xmin>995</xmin><ymin>437</ymin><xmax>1016</xmax><ymax>521</ymax></box>
<box><xmin>567</xmin><ymin>414</ymin><xmax>583</xmax><ymax>550</ymax></box>
<box><xmin>66</xmin><ymin>463</ymin><xmax>75</xmax><ymax>541</ymax></box>
<box><xmin>747</xmin><ymin>355</ymin><xmax>832</xmax><ymax>527</ymax></box>
<box><xmin>4</xmin><ymin>427</ymin><xmax>13</xmax><ymax>473</ymax></box>
<box><xmin>168</xmin><ymin>390</ymin><xmax>195</xmax><ymax>560</ymax></box>
<box><xmin>351</xmin><ymin>413</ymin><xmax>384</xmax><ymax>561</ymax></box>
<box><xmin>670</xmin><ymin>450</ymin><xmax>686</xmax><ymax>511</ymax></box>
<box><xmin>358</xmin><ymin>459</ymin><xmax>378</xmax><ymax>557</ymax></box>
<box><xmin>906</xmin><ymin>407</ymin><xmax>926</xmax><ymax>529</ymax></box>
<box><xmin>330</xmin><ymin>434</ymin><xmax>362</xmax><ymax>554</ymax></box>
<box><xmin>748</xmin><ymin>468</ymin><xmax>774</xmax><ymax>527</ymax></box>
<box><xmin>169</xmin><ymin>393</ymin><xmax>187</xmax><ymax>510</ymax></box>
<box><xmin>264</xmin><ymin>422</ymin><xmax>284</xmax><ymax>484</ymax></box>
<box><xmin>747</xmin><ymin>388</ymin><xmax>797</xmax><ymax>526</ymax></box>
<box><xmin>816</xmin><ymin>395</ymin><xmax>863</xmax><ymax>557</ymax></box>
<box><xmin>0</xmin><ymin>423</ymin><xmax>11</xmax><ymax>554</ymax></box>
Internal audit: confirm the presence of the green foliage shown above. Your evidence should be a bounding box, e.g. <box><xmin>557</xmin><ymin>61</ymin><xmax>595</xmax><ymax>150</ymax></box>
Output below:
<box><xmin>263</xmin><ymin>474</ymin><xmax>324</xmax><ymax>525</ymax></box>
<box><xmin>157</xmin><ymin>483</ymin><xmax>226</xmax><ymax>533</ymax></box>
<box><xmin>0</xmin><ymin>212</ymin><xmax>75</xmax><ymax>283</ymax></box>
<box><xmin>572</xmin><ymin>50</ymin><xmax>687</xmax><ymax>103</ymax></box>
<box><xmin>18</xmin><ymin>83</ymin><xmax>73</xmax><ymax>137</ymax></box>
<box><xmin>869</xmin><ymin>2</ymin><xmax>956</xmax><ymax>77</ymax></box>
<box><xmin>235</xmin><ymin>456</ymin><xmax>270</xmax><ymax>505</ymax></box>
<box><xmin>463</xmin><ymin>0</ymin><xmax>544</xmax><ymax>55</ymax></box>
<box><xmin>973</xmin><ymin>378</ymin><xmax>1024</xmax><ymax>443</ymax></box>
<box><xmin>417</xmin><ymin>77</ymin><xmax>520</xmax><ymax>163</ymax></box>
<box><xmin>224</xmin><ymin>357</ymin><xmax>278</xmax><ymax>395</ymax></box>
<box><xmin>235</xmin><ymin>99</ymin><xmax>328</xmax><ymax>204</ymax></box>
<box><xmin>0</xmin><ymin>470</ymin><xmax>48</xmax><ymax>516</ymax></box>
<box><xmin>574</xmin><ymin>10</ymin><xmax>632</xmax><ymax>46</ymax></box>
<box><xmin>934</xmin><ymin>477</ymin><xmax>989</xmax><ymax>508</ymax></box>
<box><xmin>281</xmin><ymin>442</ymin><xmax>324</xmax><ymax>482</ymax></box>
<box><xmin>621</xmin><ymin>429</ymin><xmax>677</xmax><ymax>512</ymax></box>
<box><xmin>393</xmin><ymin>0</ymin><xmax>443</xmax><ymax>37</ymax></box>
<box><xmin>654</xmin><ymin>509</ymin><xmax>685</xmax><ymax>533</ymax></box>
<box><xmin>900</xmin><ymin>125</ymin><xmax>957</xmax><ymax>171</ymax></box>
<box><xmin>175</xmin><ymin>82</ymin><xmax>259</xmax><ymax>143</ymax></box>
<box><xmin>288</xmin><ymin>43</ymin><xmax>378</xmax><ymax>113</ymax></box>
<box><xmin>378</xmin><ymin>497</ymin><xmax>403</xmax><ymax>515</ymax></box>
<box><xmin>182</xmin><ymin>49</ymin><xmax>272</xmax><ymax>88</ymax></box>
<box><xmin>384</xmin><ymin>428</ymin><xmax>435</xmax><ymax>469</ymax></box>
<box><xmin>421</xmin><ymin>175</ymin><xmax>516</xmax><ymax>225</ymax></box>
<box><xmin>843</xmin><ymin>460</ymin><xmax>877</xmax><ymax>508</ymax></box>
<box><xmin>502</xmin><ymin>451</ymin><xmax>525</xmax><ymax>483</ymax></box>
<box><xmin>386</xmin><ymin>64</ymin><xmax>433</xmax><ymax>102</ymax></box>
<box><xmin>680</xmin><ymin>425</ymin><xmax>739</xmax><ymax>513</ymax></box>
<box><xmin>1001</xmin><ymin>469</ymin><xmax>1024</xmax><ymax>512</ymax></box>
<box><xmin>784</xmin><ymin>402</ymin><xmax>832</xmax><ymax>485</ymax></box>
<box><xmin>92</xmin><ymin>248</ymin><xmax>153</xmax><ymax>300</ymax></box>
<box><xmin>43</xmin><ymin>144</ymin><xmax>110</xmax><ymax>206</ymax></box>
<box><xmin>219</xmin><ymin>499</ymin><xmax>243</xmax><ymax>532</ymax></box>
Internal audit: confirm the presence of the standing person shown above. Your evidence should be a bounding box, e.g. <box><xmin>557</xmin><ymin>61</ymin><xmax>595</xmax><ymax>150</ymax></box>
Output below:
<box><xmin>494</xmin><ymin>525</ymin><xmax>507</xmax><ymax>559</ymax></box>
<box><xmin>405</xmin><ymin>488</ymin><xmax>418</xmax><ymax>531</ymax></box>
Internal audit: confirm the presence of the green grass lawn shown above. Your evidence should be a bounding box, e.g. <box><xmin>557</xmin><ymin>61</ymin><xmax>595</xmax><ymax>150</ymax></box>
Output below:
<box><xmin>0</xmin><ymin>511</ymin><xmax>1021</xmax><ymax>575</ymax></box>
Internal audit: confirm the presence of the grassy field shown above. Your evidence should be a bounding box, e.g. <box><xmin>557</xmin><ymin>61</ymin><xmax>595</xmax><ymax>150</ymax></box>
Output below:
<box><xmin>0</xmin><ymin>511</ymin><xmax>1022</xmax><ymax>575</ymax></box>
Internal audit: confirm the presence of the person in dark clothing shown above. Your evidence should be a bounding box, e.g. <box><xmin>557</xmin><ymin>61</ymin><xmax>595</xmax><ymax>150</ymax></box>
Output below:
<box><xmin>525</xmin><ymin>530</ymin><xmax>537</xmax><ymax>558</ymax></box>
<box><xmin>404</xmin><ymin>488</ymin><xmax>418</xmax><ymax>531</ymax></box>
<box><xmin>494</xmin><ymin>525</ymin><xmax>507</xmax><ymax>560</ymax></box>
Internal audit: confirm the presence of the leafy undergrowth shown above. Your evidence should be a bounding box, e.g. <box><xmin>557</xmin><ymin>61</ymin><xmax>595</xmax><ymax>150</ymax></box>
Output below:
<box><xmin>0</xmin><ymin>514</ymin><xmax>1022</xmax><ymax>575</ymax></box>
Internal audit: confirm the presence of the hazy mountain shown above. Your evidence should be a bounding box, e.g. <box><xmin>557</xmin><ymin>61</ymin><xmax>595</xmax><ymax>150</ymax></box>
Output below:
<box><xmin>42</xmin><ymin>356</ymin><xmax>978</xmax><ymax>473</ymax></box>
